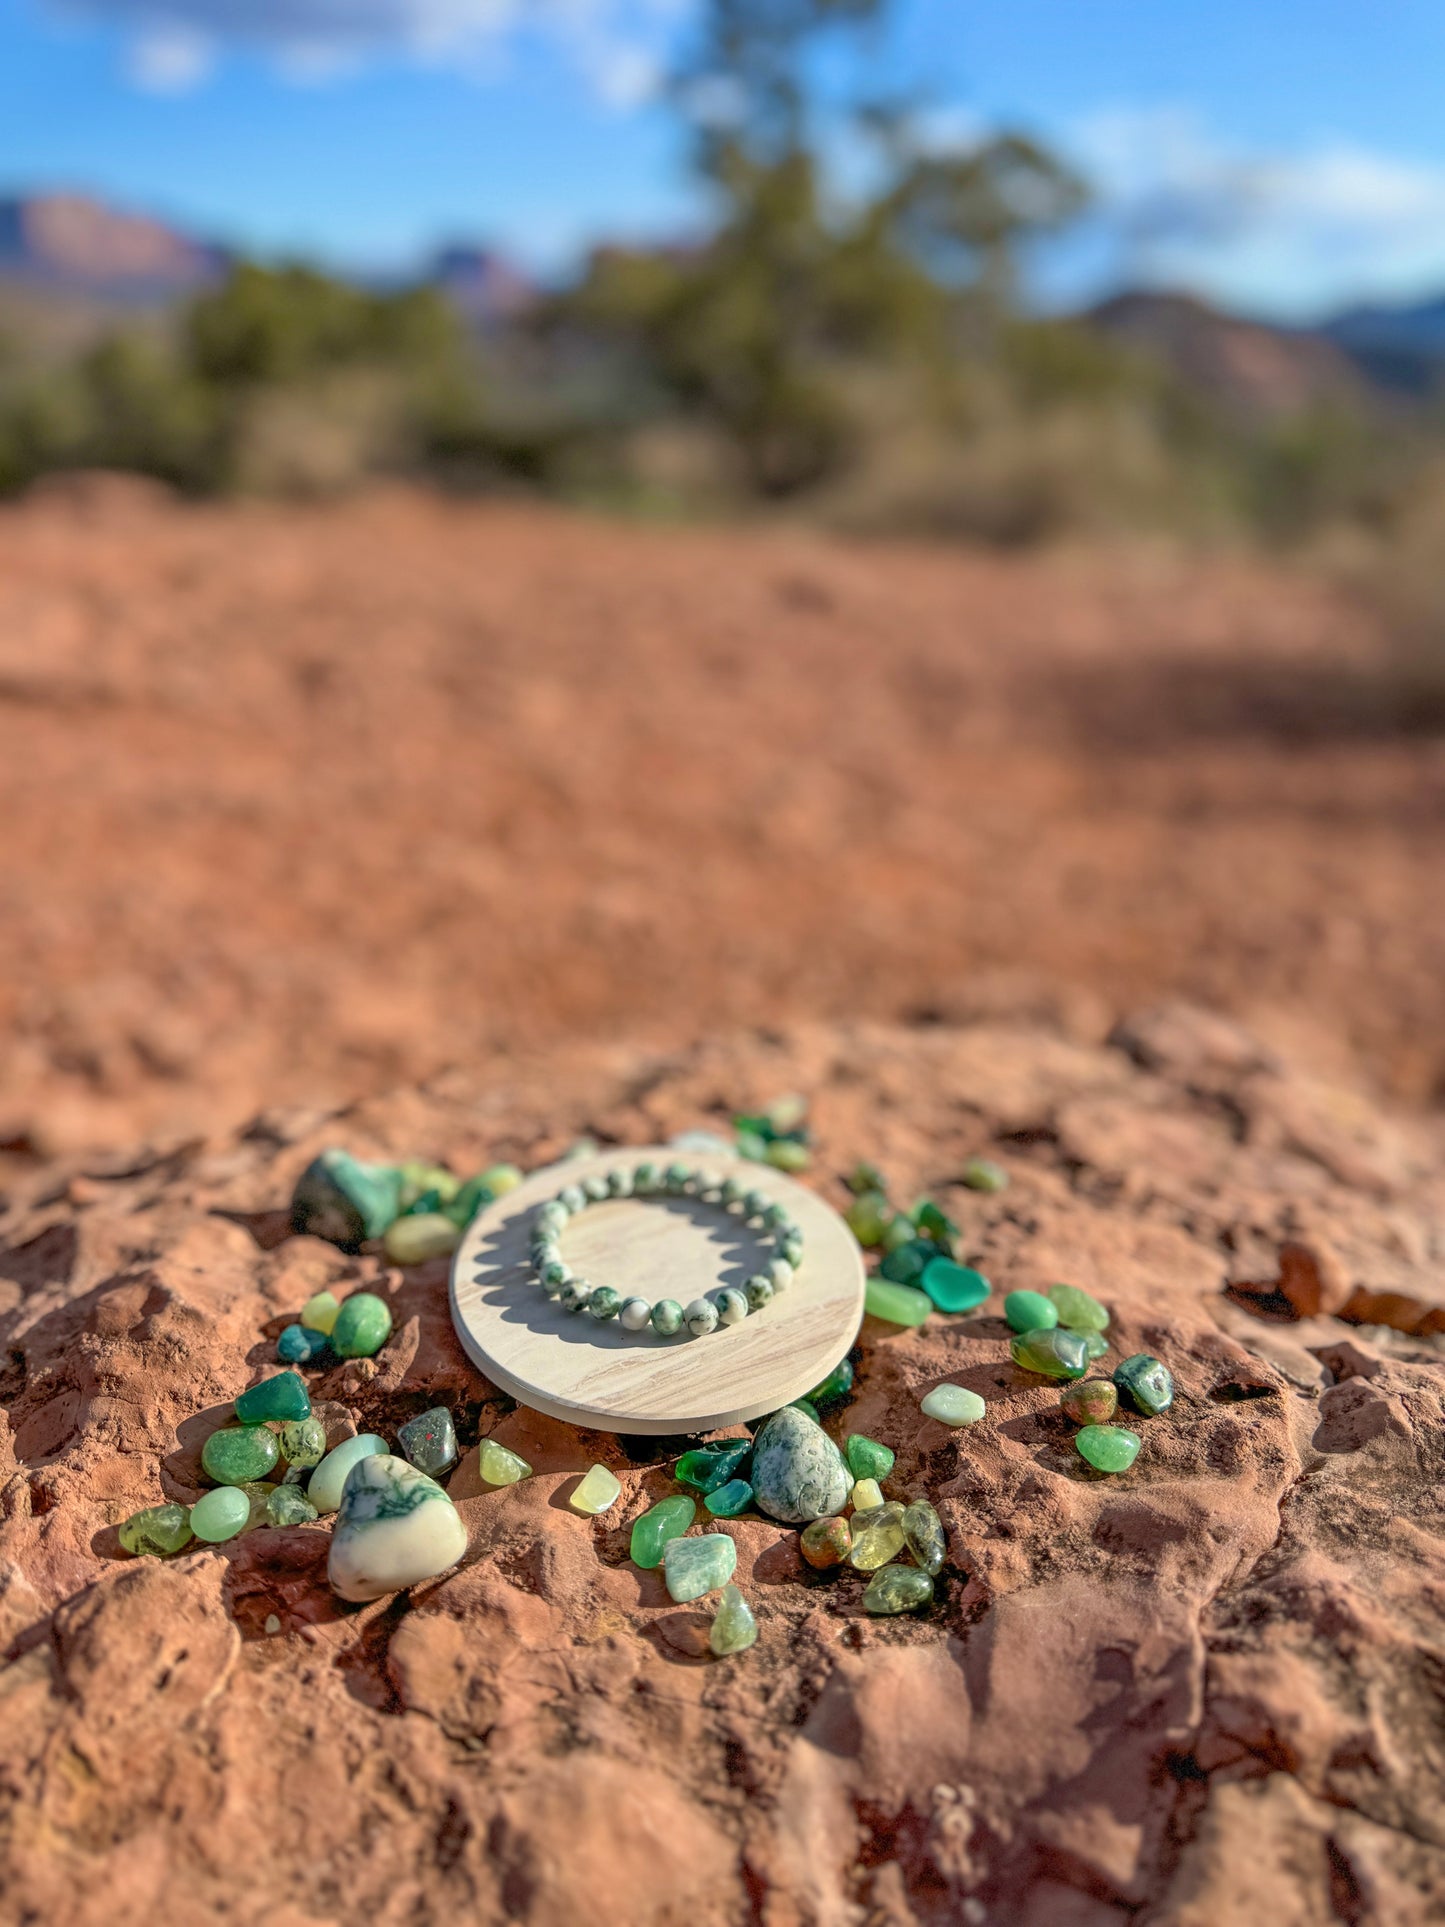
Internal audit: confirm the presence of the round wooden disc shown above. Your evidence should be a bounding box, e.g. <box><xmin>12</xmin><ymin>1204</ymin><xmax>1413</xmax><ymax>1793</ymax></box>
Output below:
<box><xmin>450</xmin><ymin>1147</ymin><xmax>864</xmax><ymax>1435</ymax></box>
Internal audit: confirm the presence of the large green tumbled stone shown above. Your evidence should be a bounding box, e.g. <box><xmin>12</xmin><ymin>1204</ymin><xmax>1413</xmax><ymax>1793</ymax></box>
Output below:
<box><xmin>118</xmin><ymin>1502</ymin><xmax>193</xmax><ymax>1557</ymax></box>
<box><xmin>806</xmin><ymin>1359</ymin><xmax>855</xmax><ymax>1407</ymax></box>
<box><xmin>265</xmin><ymin>1485</ymin><xmax>319</xmax><ymax>1527</ymax></box>
<box><xmin>921</xmin><ymin>1260</ymin><xmax>991</xmax><ymax>1313</ymax></box>
<box><xmin>749</xmin><ymin>1407</ymin><xmax>850</xmax><ymax>1524</ymax></box>
<box><xmin>675</xmin><ymin>1439</ymin><xmax>752</xmax><ymax>1494</ymax></box>
<box><xmin>1004</xmin><ymin>1290</ymin><xmax>1059</xmax><ymax>1333</ymax></box>
<box><xmin>863</xmin><ymin>1566</ymin><xmax>934</xmax><ymax>1614</ymax></box>
<box><xmin>1047</xmin><ymin>1283</ymin><xmax>1110</xmax><ymax>1333</ymax></box>
<box><xmin>663</xmin><ymin>1532</ymin><xmax>737</xmax><ymax>1603</ymax></box>
<box><xmin>709</xmin><ymin>1583</ymin><xmax>759</xmax><ymax>1656</ymax></box>
<box><xmin>704</xmin><ymin>1479</ymin><xmax>754</xmax><ymax>1519</ymax></box>
<box><xmin>290</xmin><ymin>1149</ymin><xmax>402</xmax><ymax>1250</ymax></box>
<box><xmin>631</xmin><ymin>1494</ymin><xmax>696</xmax><ymax>1568</ymax></box>
<box><xmin>190</xmin><ymin>1485</ymin><xmax>251</xmax><ymax>1543</ymax></box>
<box><xmin>277</xmin><ymin>1417</ymin><xmax>328</xmax><ymax>1467</ymax></box>
<box><xmin>1060</xmin><ymin>1379</ymin><xmax>1118</xmax><ymax>1426</ymax></box>
<box><xmin>864</xmin><ymin>1278</ymin><xmax>931</xmax><ymax>1327</ymax></box>
<box><xmin>902</xmin><ymin>1499</ymin><xmax>947</xmax><ymax>1575</ymax></box>
<box><xmin>844</xmin><ymin>1434</ymin><xmax>895</xmax><ymax>1482</ymax></box>
<box><xmin>1114</xmin><ymin>1354</ymin><xmax>1175</xmax><ymax>1416</ymax></box>
<box><xmin>330</xmin><ymin>1293</ymin><xmax>393</xmax><ymax>1359</ymax></box>
<box><xmin>235</xmin><ymin>1370</ymin><xmax>312</xmax><ymax>1425</ymax></box>
<box><xmin>1010</xmin><ymin>1326</ymin><xmax>1089</xmax><ymax>1380</ymax></box>
<box><xmin>879</xmin><ymin>1239</ymin><xmax>936</xmax><ymax>1285</ymax></box>
<box><xmin>849</xmin><ymin>1501</ymin><xmax>906</xmax><ymax>1570</ymax></box>
<box><xmin>1076</xmin><ymin>1424</ymin><xmax>1141</xmax><ymax>1473</ymax></box>
<box><xmin>202</xmin><ymin>1425</ymin><xmax>280</xmax><ymax>1487</ymax></box>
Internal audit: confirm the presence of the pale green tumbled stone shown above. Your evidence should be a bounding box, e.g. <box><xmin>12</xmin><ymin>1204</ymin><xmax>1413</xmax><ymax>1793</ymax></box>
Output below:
<box><xmin>570</xmin><ymin>1464</ymin><xmax>622</xmax><ymax>1514</ymax></box>
<box><xmin>300</xmin><ymin>1290</ymin><xmax>341</xmax><ymax>1335</ymax></box>
<box><xmin>630</xmin><ymin>1494</ymin><xmax>696</xmax><ymax>1568</ymax></box>
<box><xmin>265</xmin><ymin>1485</ymin><xmax>319</xmax><ymax>1528</ymax></box>
<box><xmin>384</xmin><ymin>1212</ymin><xmax>460</xmax><ymax>1266</ymax></box>
<box><xmin>190</xmin><ymin>1485</ymin><xmax>251</xmax><ymax>1543</ymax></box>
<box><xmin>920</xmin><ymin>1384</ymin><xmax>986</xmax><ymax>1426</ymax></box>
<box><xmin>476</xmin><ymin>1439</ymin><xmax>532</xmax><ymax>1486</ymax></box>
<box><xmin>328</xmin><ymin>1454</ymin><xmax>468</xmax><ymax>1602</ymax></box>
<box><xmin>863</xmin><ymin>1566</ymin><xmax>934</xmax><ymax>1614</ymax></box>
<box><xmin>850</xmin><ymin>1477</ymin><xmax>884</xmax><ymax>1513</ymax></box>
<box><xmin>864</xmin><ymin>1278</ymin><xmax>931</xmax><ymax>1327</ymax></box>
<box><xmin>1076</xmin><ymin>1424</ymin><xmax>1141</xmax><ymax>1473</ymax></box>
<box><xmin>1047</xmin><ymin>1283</ymin><xmax>1110</xmax><ymax>1333</ymax></box>
<box><xmin>278</xmin><ymin>1417</ymin><xmax>327</xmax><ymax>1468</ymax></box>
<box><xmin>307</xmin><ymin>1432</ymin><xmax>389</xmax><ymax>1515</ymax></box>
<box><xmin>663</xmin><ymin>1532</ymin><xmax>737</xmax><ymax>1603</ymax></box>
<box><xmin>849</xmin><ymin>1501</ymin><xmax>906</xmax><ymax>1570</ymax></box>
<box><xmin>709</xmin><ymin>1583</ymin><xmax>759</xmax><ymax>1656</ymax></box>
<box><xmin>118</xmin><ymin>1502</ymin><xmax>193</xmax><ymax>1557</ymax></box>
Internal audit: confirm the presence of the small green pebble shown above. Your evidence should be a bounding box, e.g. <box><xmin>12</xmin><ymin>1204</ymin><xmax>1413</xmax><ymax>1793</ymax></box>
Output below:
<box><xmin>265</xmin><ymin>1486</ymin><xmax>319</xmax><ymax>1527</ymax></box>
<box><xmin>202</xmin><ymin>1425</ymin><xmax>280</xmax><ymax>1486</ymax></box>
<box><xmin>709</xmin><ymin>1582</ymin><xmax>759</xmax><ymax>1655</ymax></box>
<box><xmin>845</xmin><ymin>1434</ymin><xmax>895</xmax><ymax>1482</ymax></box>
<box><xmin>960</xmin><ymin>1157</ymin><xmax>1008</xmax><ymax>1193</ymax></box>
<box><xmin>705</xmin><ymin>1479</ymin><xmax>754</xmax><ymax>1518</ymax></box>
<box><xmin>476</xmin><ymin>1439</ymin><xmax>532</xmax><ymax>1486</ymax></box>
<box><xmin>675</xmin><ymin>1439</ymin><xmax>752</xmax><ymax>1493</ymax></box>
<box><xmin>1083</xmin><ymin>1332</ymin><xmax>1110</xmax><ymax>1360</ymax></box>
<box><xmin>880</xmin><ymin>1213</ymin><xmax>916</xmax><ymax>1253</ymax></box>
<box><xmin>849</xmin><ymin>1501</ymin><xmax>907</xmax><ymax>1570</ymax></box>
<box><xmin>190</xmin><ymin>1485</ymin><xmax>251</xmax><ymax>1543</ymax></box>
<box><xmin>863</xmin><ymin>1566</ymin><xmax>934</xmax><ymax>1614</ymax></box>
<box><xmin>1046</xmin><ymin>1283</ymin><xmax>1110</xmax><ymax>1333</ymax></box>
<box><xmin>300</xmin><ymin>1290</ymin><xmax>340</xmax><ymax>1335</ymax></box>
<box><xmin>118</xmin><ymin>1502</ymin><xmax>193</xmax><ymax>1557</ymax></box>
<box><xmin>570</xmin><ymin>1463</ymin><xmax>622</xmax><ymax>1514</ymax></box>
<box><xmin>1010</xmin><ymin>1327</ymin><xmax>1090</xmax><ymax>1380</ymax></box>
<box><xmin>765</xmin><ymin>1139</ymin><xmax>810</xmax><ymax>1172</ymax></box>
<box><xmin>902</xmin><ymin>1498</ymin><xmax>947</xmax><ymax>1575</ymax></box>
<box><xmin>330</xmin><ymin>1292</ymin><xmax>393</xmax><ymax>1359</ymax></box>
<box><xmin>911</xmin><ymin>1201</ymin><xmax>958</xmax><ymax>1250</ymax></box>
<box><xmin>921</xmin><ymin>1260</ymin><xmax>991</xmax><ymax>1313</ymax></box>
<box><xmin>1076</xmin><ymin>1424</ymin><xmax>1141</xmax><ymax>1473</ymax></box>
<box><xmin>663</xmin><ymin>1532</ymin><xmax>736</xmax><ymax>1602</ymax></box>
<box><xmin>920</xmin><ymin>1384</ymin><xmax>986</xmax><ymax>1426</ymax></box>
<box><xmin>277</xmin><ymin>1417</ymin><xmax>327</xmax><ymax>1467</ymax></box>
<box><xmin>630</xmin><ymin>1494</ymin><xmax>696</xmax><ymax>1568</ymax></box>
<box><xmin>235</xmin><ymin>1370</ymin><xmax>311</xmax><ymax>1424</ymax></box>
<box><xmin>383</xmin><ymin>1212</ymin><xmax>459</xmax><ymax>1267</ymax></box>
<box><xmin>879</xmin><ymin>1238</ymin><xmax>936</xmax><ymax>1285</ymax></box>
<box><xmin>864</xmin><ymin>1278</ymin><xmax>931</xmax><ymax>1327</ymax></box>
<box><xmin>847</xmin><ymin>1161</ymin><xmax>887</xmax><ymax>1195</ymax></box>
<box><xmin>1004</xmin><ymin>1290</ymin><xmax>1059</xmax><ymax>1333</ymax></box>
<box><xmin>277</xmin><ymin>1323</ymin><xmax>329</xmax><ymax>1364</ymax></box>
<box><xmin>849</xmin><ymin>1477</ymin><xmax>884</xmax><ymax>1513</ymax></box>
<box><xmin>1113</xmin><ymin>1354</ymin><xmax>1175</xmax><ymax>1416</ymax></box>
<box><xmin>1060</xmin><ymin>1379</ymin><xmax>1118</xmax><ymax>1426</ymax></box>
<box><xmin>805</xmin><ymin>1358</ymin><xmax>855</xmax><ymax>1407</ymax></box>
<box><xmin>846</xmin><ymin>1190</ymin><xmax>893</xmax><ymax>1247</ymax></box>
<box><xmin>398</xmin><ymin>1161</ymin><xmax>461</xmax><ymax>1209</ymax></box>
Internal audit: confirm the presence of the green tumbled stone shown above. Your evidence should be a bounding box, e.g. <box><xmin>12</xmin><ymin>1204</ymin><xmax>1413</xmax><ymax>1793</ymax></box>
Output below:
<box><xmin>265</xmin><ymin>1485</ymin><xmax>319</xmax><ymax>1527</ymax></box>
<box><xmin>663</xmin><ymin>1532</ymin><xmax>737</xmax><ymax>1603</ymax></box>
<box><xmin>240</xmin><ymin>1482</ymin><xmax>278</xmax><ymax>1529</ymax></box>
<box><xmin>1076</xmin><ymin>1424</ymin><xmax>1141</xmax><ymax>1473</ymax></box>
<box><xmin>845</xmin><ymin>1434</ymin><xmax>895</xmax><ymax>1482</ymax></box>
<box><xmin>750</xmin><ymin>1407</ymin><xmax>851</xmax><ymax>1523</ymax></box>
<box><xmin>1083</xmin><ymin>1332</ymin><xmax>1110</xmax><ymax>1360</ymax></box>
<box><xmin>765</xmin><ymin>1140</ymin><xmax>810</xmax><ymax>1172</ymax></box>
<box><xmin>921</xmin><ymin>1260</ymin><xmax>991</xmax><ymax>1313</ymax></box>
<box><xmin>444</xmin><ymin>1173</ymin><xmax>494</xmax><ymax>1227</ymax></box>
<box><xmin>788</xmin><ymin>1399</ymin><xmax>820</xmax><ymax>1424</ymax></box>
<box><xmin>800</xmin><ymin>1515</ymin><xmax>851</xmax><ymax>1568</ymax></box>
<box><xmin>863</xmin><ymin>1566</ymin><xmax>934</xmax><ymax>1615</ymax></box>
<box><xmin>235</xmin><ymin>1370</ymin><xmax>312</xmax><ymax>1424</ymax></box>
<box><xmin>290</xmin><ymin>1148</ymin><xmax>402</xmax><ymax>1250</ymax></box>
<box><xmin>849</xmin><ymin>1501</ymin><xmax>906</xmax><ymax>1570</ymax></box>
<box><xmin>911</xmin><ymin>1201</ymin><xmax>958</xmax><ymax>1251</ymax></box>
<box><xmin>398</xmin><ymin>1162</ymin><xmax>461</xmax><ymax>1210</ymax></box>
<box><xmin>920</xmin><ymin>1384</ymin><xmax>985</xmax><ymax>1426</ymax></box>
<box><xmin>864</xmin><ymin>1278</ymin><xmax>931</xmax><ymax>1327</ymax></box>
<box><xmin>202</xmin><ymin>1425</ymin><xmax>280</xmax><ymax>1486</ymax></box>
<box><xmin>1010</xmin><ymin>1327</ymin><xmax>1090</xmax><ymax>1380</ymax></box>
<box><xmin>330</xmin><ymin>1293</ymin><xmax>393</xmax><ymax>1359</ymax></box>
<box><xmin>880</xmin><ymin>1213</ymin><xmax>916</xmax><ymax>1253</ymax></box>
<box><xmin>879</xmin><ymin>1238</ymin><xmax>936</xmax><ymax>1285</ymax></box>
<box><xmin>570</xmin><ymin>1463</ymin><xmax>622</xmax><ymax>1514</ymax></box>
<box><xmin>1114</xmin><ymin>1354</ymin><xmax>1175</xmax><ymax>1416</ymax></box>
<box><xmin>630</xmin><ymin>1494</ymin><xmax>696</xmax><ymax>1568</ymax></box>
<box><xmin>1061</xmin><ymin>1379</ymin><xmax>1118</xmax><ymax>1426</ymax></box>
<box><xmin>675</xmin><ymin>1439</ymin><xmax>752</xmax><ymax>1493</ymax></box>
<box><xmin>1004</xmin><ymin>1290</ymin><xmax>1059</xmax><ymax>1333</ymax></box>
<box><xmin>398</xmin><ymin>1407</ymin><xmax>459</xmax><ymax>1478</ymax></box>
<box><xmin>805</xmin><ymin>1358</ymin><xmax>855</xmax><ymax>1407</ymax></box>
<box><xmin>1047</xmin><ymin>1283</ymin><xmax>1110</xmax><ymax>1333</ymax></box>
<box><xmin>709</xmin><ymin>1583</ymin><xmax>759</xmax><ymax>1655</ymax></box>
<box><xmin>651</xmin><ymin>1299</ymin><xmax>684</xmax><ymax>1337</ymax></box>
<box><xmin>847</xmin><ymin>1160</ymin><xmax>888</xmax><ymax>1195</ymax></box>
<box><xmin>300</xmin><ymin>1290</ymin><xmax>340</xmax><ymax>1334</ymax></box>
<box><xmin>476</xmin><ymin>1439</ymin><xmax>532</xmax><ymax>1486</ymax></box>
<box><xmin>704</xmin><ymin>1479</ymin><xmax>754</xmax><ymax>1518</ymax></box>
<box><xmin>902</xmin><ymin>1498</ymin><xmax>947</xmax><ymax>1575</ymax></box>
<box><xmin>960</xmin><ymin>1157</ymin><xmax>1008</xmax><ymax>1193</ymax></box>
<box><xmin>277</xmin><ymin>1417</ymin><xmax>327</xmax><ymax>1467</ymax></box>
<box><xmin>277</xmin><ymin>1323</ymin><xmax>329</xmax><ymax>1364</ymax></box>
<box><xmin>587</xmin><ymin>1286</ymin><xmax>623</xmax><ymax>1322</ymax></box>
<box><xmin>384</xmin><ymin>1212</ymin><xmax>459</xmax><ymax>1266</ymax></box>
<box><xmin>118</xmin><ymin>1502</ymin><xmax>193</xmax><ymax>1557</ymax></box>
<box><xmin>846</xmin><ymin>1190</ymin><xmax>893</xmax><ymax>1248</ymax></box>
<box><xmin>190</xmin><ymin>1485</ymin><xmax>251</xmax><ymax>1543</ymax></box>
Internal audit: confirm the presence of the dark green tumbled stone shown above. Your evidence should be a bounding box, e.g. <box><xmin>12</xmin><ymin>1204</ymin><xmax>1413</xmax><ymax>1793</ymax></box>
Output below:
<box><xmin>911</xmin><ymin>1201</ymin><xmax>958</xmax><ymax>1251</ymax></box>
<box><xmin>675</xmin><ymin>1438</ymin><xmax>752</xmax><ymax>1493</ymax></box>
<box><xmin>118</xmin><ymin>1502</ymin><xmax>193</xmax><ymax>1557</ymax></box>
<box><xmin>921</xmin><ymin>1260</ymin><xmax>990</xmax><ymax>1313</ymax></box>
<box><xmin>277</xmin><ymin>1323</ymin><xmax>330</xmax><ymax>1364</ymax></box>
<box><xmin>1004</xmin><ymin>1290</ymin><xmax>1059</xmax><ymax>1333</ymax></box>
<box><xmin>290</xmin><ymin>1148</ymin><xmax>402</xmax><ymax>1250</ymax></box>
<box><xmin>235</xmin><ymin>1370</ymin><xmax>312</xmax><ymax>1424</ymax></box>
<box><xmin>398</xmin><ymin>1406</ymin><xmax>459</xmax><ymax>1477</ymax></box>
<box><xmin>704</xmin><ymin>1478</ymin><xmax>755</xmax><ymax>1518</ymax></box>
<box><xmin>879</xmin><ymin>1239</ymin><xmax>937</xmax><ymax>1285</ymax></box>
<box><xmin>202</xmin><ymin>1425</ymin><xmax>280</xmax><ymax>1486</ymax></box>
<box><xmin>845</xmin><ymin>1434</ymin><xmax>895</xmax><ymax>1482</ymax></box>
<box><xmin>1010</xmin><ymin>1326</ymin><xmax>1089</xmax><ymax>1380</ymax></box>
<box><xmin>1114</xmin><ymin>1354</ymin><xmax>1175</xmax><ymax>1416</ymax></box>
<box><xmin>805</xmin><ymin>1358</ymin><xmax>855</xmax><ymax>1407</ymax></box>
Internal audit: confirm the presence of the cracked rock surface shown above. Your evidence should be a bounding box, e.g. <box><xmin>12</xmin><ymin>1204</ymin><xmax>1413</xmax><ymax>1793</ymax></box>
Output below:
<box><xmin>3</xmin><ymin>1004</ymin><xmax>1445</xmax><ymax>1924</ymax></box>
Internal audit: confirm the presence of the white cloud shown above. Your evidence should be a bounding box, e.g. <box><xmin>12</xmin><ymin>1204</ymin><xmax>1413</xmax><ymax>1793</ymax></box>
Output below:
<box><xmin>125</xmin><ymin>23</ymin><xmax>213</xmax><ymax>92</ymax></box>
<box><xmin>1069</xmin><ymin>106</ymin><xmax>1445</xmax><ymax>319</ymax></box>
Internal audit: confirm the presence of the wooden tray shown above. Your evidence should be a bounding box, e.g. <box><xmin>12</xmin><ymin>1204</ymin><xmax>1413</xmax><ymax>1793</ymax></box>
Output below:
<box><xmin>450</xmin><ymin>1146</ymin><xmax>864</xmax><ymax>1434</ymax></box>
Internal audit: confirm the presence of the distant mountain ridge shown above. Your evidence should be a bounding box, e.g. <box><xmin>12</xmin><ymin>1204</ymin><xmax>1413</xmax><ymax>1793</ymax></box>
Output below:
<box><xmin>0</xmin><ymin>193</ymin><xmax>229</xmax><ymax>298</ymax></box>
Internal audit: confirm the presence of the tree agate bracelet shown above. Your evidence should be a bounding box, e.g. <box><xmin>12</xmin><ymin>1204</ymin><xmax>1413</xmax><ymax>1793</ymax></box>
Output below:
<box><xmin>527</xmin><ymin>1161</ymin><xmax>802</xmax><ymax>1338</ymax></box>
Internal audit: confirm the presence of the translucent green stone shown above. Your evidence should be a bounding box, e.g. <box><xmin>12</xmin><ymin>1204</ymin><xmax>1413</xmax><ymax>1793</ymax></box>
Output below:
<box><xmin>1083</xmin><ymin>1332</ymin><xmax>1110</xmax><ymax>1360</ymax></box>
<box><xmin>800</xmin><ymin>1515</ymin><xmax>851</xmax><ymax>1569</ymax></box>
<box><xmin>476</xmin><ymin>1439</ymin><xmax>532</xmax><ymax>1486</ymax></box>
<box><xmin>277</xmin><ymin>1417</ymin><xmax>327</xmax><ymax>1467</ymax></box>
<box><xmin>920</xmin><ymin>1384</ymin><xmax>985</xmax><ymax>1426</ymax></box>
<box><xmin>845</xmin><ymin>1434</ymin><xmax>895</xmax><ymax>1482</ymax></box>
<box><xmin>863</xmin><ymin>1566</ymin><xmax>934</xmax><ymax>1614</ymax></box>
<box><xmin>476</xmin><ymin>1163</ymin><xmax>522</xmax><ymax>1198</ymax></box>
<box><xmin>1047</xmin><ymin>1283</ymin><xmax>1109</xmax><ymax>1333</ymax></box>
<box><xmin>630</xmin><ymin>1494</ymin><xmax>696</xmax><ymax>1568</ymax></box>
<box><xmin>765</xmin><ymin>1140</ymin><xmax>810</xmax><ymax>1172</ymax></box>
<box><xmin>1004</xmin><ymin>1290</ymin><xmax>1059</xmax><ymax>1333</ymax></box>
<box><xmin>864</xmin><ymin>1278</ymin><xmax>931</xmax><ymax>1327</ymax></box>
<box><xmin>1076</xmin><ymin>1425</ymin><xmax>1141</xmax><ymax>1473</ymax></box>
<box><xmin>788</xmin><ymin>1399</ymin><xmax>820</xmax><ymax>1424</ymax></box>
<box><xmin>300</xmin><ymin>1290</ymin><xmax>340</xmax><ymax>1335</ymax></box>
<box><xmin>587</xmin><ymin>1286</ymin><xmax>623</xmax><ymax>1322</ymax></box>
<box><xmin>663</xmin><ymin>1532</ymin><xmax>737</xmax><ymax>1602</ymax></box>
<box><xmin>190</xmin><ymin>1485</ymin><xmax>251</xmax><ymax>1543</ymax></box>
<box><xmin>1114</xmin><ymin>1354</ymin><xmax>1174</xmax><ymax>1415</ymax></box>
<box><xmin>1010</xmin><ymin>1326</ymin><xmax>1089</xmax><ymax>1380</ymax></box>
<box><xmin>902</xmin><ymin>1499</ymin><xmax>947</xmax><ymax>1575</ymax></box>
<box><xmin>118</xmin><ymin>1502</ymin><xmax>193</xmax><ymax>1557</ymax></box>
<box><xmin>911</xmin><ymin>1201</ymin><xmax>958</xmax><ymax>1251</ymax></box>
<box><xmin>651</xmin><ymin>1299</ymin><xmax>684</xmax><ymax>1336</ymax></box>
<box><xmin>234</xmin><ymin>1370</ymin><xmax>311</xmax><ymax>1424</ymax></box>
<box><xmin>675</xmin><ymin>1439</ymin><xmax>752</xmax><ymax>1493</ymax></box>
<box><xmin>265</xmin><ymin>1485</ymin><xmax>319</xmax><ymax>1527</ymax></box>
<box><xmin>879</xmin><ymin>1239</ymin><xmax>936</xmax><ymax>1285</ymax></box>
<box><xmin>330</xmin><ymin>1293</ymin><xmax>393</xmax><ymax>1359</ymax></box>
<box><xmin>709</xmin><ymin>1583</ymin><xmax>759</xmax><ymax>1656</ymax></box>
<box><xmin>239</xmin><ymin>1482</ymin><xmax>278</xmax><ymax>1529</ymax></box>
<box><xmin>846</xmin><ymin>1191</ymin><xmax>893</xmax><ymax>1248</ymax></box>
<box><xmin>850</xmin><ymin>1478</ymin><xmax>884</xmax><ymax>1513</ymax></box>
<box><xmin>290</xmin><ymin>1149</ymin><xmax>402</xmax><ymax>1250</ymax></box>
<box><xmin>960</xmin><ymin>1157</ymin><xmax>1008</xmax><ymax>1193</ymax></box>
<box><xmin>570</xmin><ymin>1464</ymin><xmax>622</xmax><ymax>1514</ymax></box>
<box><xmin>880</xmin><ymin>1213</ymin><xmax>917</xmax><ymax>1253</ymax></box>
<box><xmin>1061</xmin><ymin>1379</ymin><xmax>1118</xmax><ymax>1426</ymax></box>
<box><xmin>202</xmin><ymin>1425</ymin><xmax>280</xmax><ymax>1486</ymax></box>
<box><xmin>849</xmin><ymin>1501</ymin><xmax>906</xmax><ymax>1570</ymax></box>
<box><xmin>398</xmin><ymin>1407</ymin><xmax>459</xmax><ymax>1478</ymax></box>
<box><xmin>921</xmin><ymin>1261</ymin><xmax>991</xmax><ymax>1313</ymax></box>
<box><xmin>705</xmin><ymin>1479</ymin><xmax>754</xmax><ymax>1518</ymax></box>
<box><xmin>383</xmin><ymin>1213</ymin><xmax>458</xmax><ymax>1266</ymax></box>
<box><xmin>805</xmin><ymin>1358</ymin><xmax>855</xmax><ymax>1407</ymax></box>
<box><xmin>277</xmin><ymin>1324</ymin><xmax>330</xmax><ymax>1364</ymax></box>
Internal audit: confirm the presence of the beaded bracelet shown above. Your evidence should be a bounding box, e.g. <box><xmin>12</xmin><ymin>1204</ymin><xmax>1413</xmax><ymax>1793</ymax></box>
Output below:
<box><xmin>527</xmin><ymin>1160</ymin><xmax>803</xmax><ymax>1338</ymax></box>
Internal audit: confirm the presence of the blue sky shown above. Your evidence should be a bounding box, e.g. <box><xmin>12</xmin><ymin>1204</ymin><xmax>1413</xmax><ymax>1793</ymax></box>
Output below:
<box><xmin>5</xmin><ymin>0</ymin><xmax>1445</xmax><ymax>317</ymax></box>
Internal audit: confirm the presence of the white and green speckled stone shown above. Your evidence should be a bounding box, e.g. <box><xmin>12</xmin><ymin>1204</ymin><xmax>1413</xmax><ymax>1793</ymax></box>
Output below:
<box><xmin>749</xmin><ymin>1406</ymin><xmax>851</xmax><ymax>1525</ymax></box>
<box><xmin>328</xmin><ymin>1454</ymin><xmax>468</xmax><ymax>1602</ymax></box>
